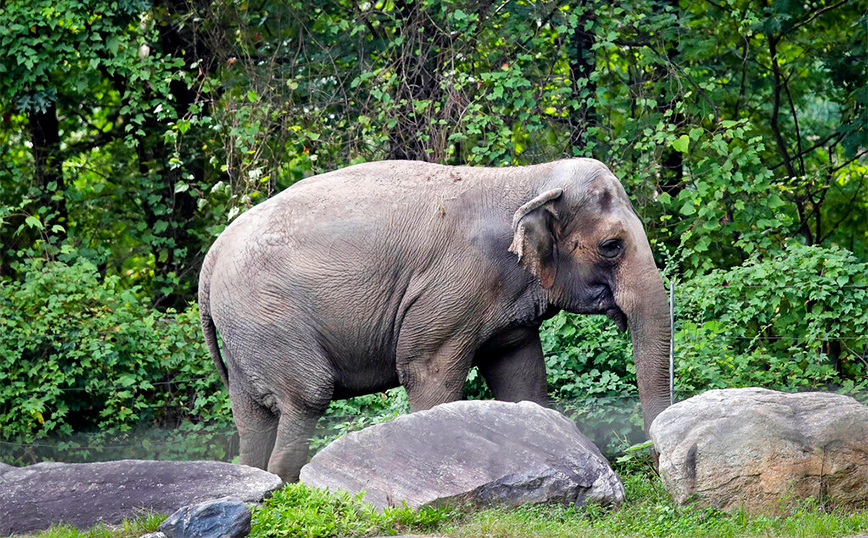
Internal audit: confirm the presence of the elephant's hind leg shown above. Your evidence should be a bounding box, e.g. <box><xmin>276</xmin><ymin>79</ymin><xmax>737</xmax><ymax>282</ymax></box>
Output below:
<box><xmin>230</xmin><ymin>387</ymin><xmax>279</xmax><ymax>471</ymax></box>
<box><xmin>267</xmin><ymin>402</ymin><xmax>328</xmax><ymax>482</ymax></box>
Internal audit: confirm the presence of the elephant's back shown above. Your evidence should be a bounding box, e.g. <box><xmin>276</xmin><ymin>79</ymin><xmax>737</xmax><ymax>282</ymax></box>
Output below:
<box><xmin>266</xmin><ymin>160</ymin><xmax>496</xmax><ymax>220</ymax></box>
<box><xmin>204</xmin><ymin>162</ymin><xmax>457</xmax><ymax>318</ymax></box>
<box><xmin>216</xmin><ymin>161</ymin><xmax>492</xmax><ymax>264</ymax></box>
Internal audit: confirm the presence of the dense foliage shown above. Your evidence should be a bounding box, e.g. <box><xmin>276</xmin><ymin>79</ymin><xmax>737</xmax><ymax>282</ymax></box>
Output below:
<box><xmin>1</xmin><ymin>0</ymin><xmax>865</xmax><ymax>451</ymax></box>
<box><xmin>0</xmin><ymin>253</ymin><xmax>228</xmax><ymax>443</ymax></box>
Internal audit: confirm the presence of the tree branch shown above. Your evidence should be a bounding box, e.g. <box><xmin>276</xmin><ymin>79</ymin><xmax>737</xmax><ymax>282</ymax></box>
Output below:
<box><xmin>644</xmin><ymin>42</ymin><xmax>720</xmax><ymax>123</ymax></box>
<box><xmin>818</xmin><ymin>176</ymin><xmax>865</xmax><ymax>244</ymax></box>
<box><xmin>789</xmin><ymin>0</ymin><xmax>849</xmax><ymax>34</ymax></box>
<box><xmin>767</xmin><ymin>33</ymin><xmax>796</xmax><ymax>179</ymax></box>
<box><xmin>770</xmin><ymin>130</ymin><xmax>848</xmax><ymax>170</ymax></box>
<box><xmin>783</xmin><ymin>73</ymin><xmax>805</xmax><ymax>176</ymax></box>
<box><xmin>830</xmin><ymin>148</ymin><xmax>868</xmax><ymax>174</ymax></box>
<box><xmin>60</xmin><ymin>125</ymin><xmax>126</xmax><ymax>161</ymax></box>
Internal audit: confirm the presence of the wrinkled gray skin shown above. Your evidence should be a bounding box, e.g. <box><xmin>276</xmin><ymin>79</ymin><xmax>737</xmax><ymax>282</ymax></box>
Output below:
<box><xmin>199</xmin><ymin>159</ymin><xmax>671</xmax><ymax>482</ymax></box>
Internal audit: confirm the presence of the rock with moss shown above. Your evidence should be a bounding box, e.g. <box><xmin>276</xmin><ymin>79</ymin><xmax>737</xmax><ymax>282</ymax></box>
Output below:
<box><xmin>650</xmin><ymin>388</ymin><xmax>868</xmax><ymax>514</ymax></box>
<box><xmin>300</xmin><ymin>400</ymin><xmax>624</xmax><ymax>510</ymax></box>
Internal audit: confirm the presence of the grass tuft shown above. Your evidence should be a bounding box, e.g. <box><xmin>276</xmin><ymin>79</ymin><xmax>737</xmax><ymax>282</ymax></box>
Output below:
<box><xmin>251</xmin><ymin>482</ymin><xmax>451</xmax><ymax>538</ymax></box>
<box><xmin>22</xmin><ymin>511</ymin><xmax>165</xmax><ymax>538</ymax></box>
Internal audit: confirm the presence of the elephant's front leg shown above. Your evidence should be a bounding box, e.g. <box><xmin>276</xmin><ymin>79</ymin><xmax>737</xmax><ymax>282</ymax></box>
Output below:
<box><xmin>397</xmin><ymin>337</ymin><xmax>475</xmax><ymax>412</ymax></box>
<box><xmin>477</xmin><ymin>332</ymin><xmax>548</xmax><ymax>406</ymax></box>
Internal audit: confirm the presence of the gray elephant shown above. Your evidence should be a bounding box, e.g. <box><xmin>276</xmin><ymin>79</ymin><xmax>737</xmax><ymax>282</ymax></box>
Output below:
<box><xmin>199</xmin><ymin>158</ymin><xmax>671</xmax><ymax>482</ymax></box>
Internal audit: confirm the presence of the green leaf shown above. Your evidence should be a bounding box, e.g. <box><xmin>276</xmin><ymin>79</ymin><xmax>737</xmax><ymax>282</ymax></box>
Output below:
<box><xmin>680</xmin><ymin>202</ymin><xmax>696</xmax><ymax>216</ymax></box>
<box><xmin>106</xmin><ymin>35</ymin><xmax>120</xmax><ymax>55</ymax></box>
<box><xmin>671</xmin><ymin>135</ymin><xmax>690</xmax><ymax>154</ymax></box>
<box><xmin>25</xmin><ymin>216</ymin><xmax>44</xmax><ymax>230</ymax></box>
<box><xmin>118</xmin><ymin>374</ymin><xmax>137</xmax><ymax>387</ymax></box>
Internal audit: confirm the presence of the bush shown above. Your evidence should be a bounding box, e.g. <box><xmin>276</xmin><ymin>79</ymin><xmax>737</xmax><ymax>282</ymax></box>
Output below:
<box><xmin>675</xmin><ymin>243</ymin><xmax>868</xmax><ymax>397</ymax></box>
<box><xmin>6</xmin><ymin>242</ymin><xmax>864</xmax><ymax>464</ymax></box>
<box><xmin>311</xmin><ymin>387</ymin><xmax>409</xmax><ymax>453</ymax></box>
<box><xmin>0</xmin><ymin>254</ymin><xmax>231</xmax><ymax>442</ymax></box>
<box><xmin>540</xmin><ymin>312</ymin><xmax>641</xmax><ymax>452</ymax></box>
<box><xmin>252</xmin><ymin>482</ymin><xmax>448</xmax><ymax>538</ymax></box>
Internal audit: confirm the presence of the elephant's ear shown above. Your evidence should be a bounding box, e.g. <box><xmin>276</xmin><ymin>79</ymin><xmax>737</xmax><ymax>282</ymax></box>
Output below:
<box><xmin>509</xmin><ymin>188</ymin><xmax>563</xmax><ymax>289</ymax></box>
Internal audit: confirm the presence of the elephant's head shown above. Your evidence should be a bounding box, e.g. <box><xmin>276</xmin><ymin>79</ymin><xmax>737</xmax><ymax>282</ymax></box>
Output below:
<box><xmin>509</xmin><ymin>159</ymin><xmax>671</xmax><ymax>432</ymax></box>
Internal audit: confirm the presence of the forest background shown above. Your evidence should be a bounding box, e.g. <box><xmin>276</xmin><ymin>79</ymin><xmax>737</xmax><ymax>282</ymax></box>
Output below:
<box><xmin>0</xmin><ymin>0</ymin><xmax>866</xmax><ymax>464</ymax></box>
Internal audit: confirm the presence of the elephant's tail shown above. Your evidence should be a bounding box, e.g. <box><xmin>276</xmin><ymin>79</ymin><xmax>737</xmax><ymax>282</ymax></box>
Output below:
<box><xmin>199</xmin><ymin>259</ymin><xmax>229</xmax><ymax>388</ymax></box>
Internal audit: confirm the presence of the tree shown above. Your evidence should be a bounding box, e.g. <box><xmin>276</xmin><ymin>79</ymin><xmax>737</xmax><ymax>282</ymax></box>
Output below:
<box><xmin>0</xmin><ymin>0</ymin><xmax>224</xmax><ymax>307</ymax></box>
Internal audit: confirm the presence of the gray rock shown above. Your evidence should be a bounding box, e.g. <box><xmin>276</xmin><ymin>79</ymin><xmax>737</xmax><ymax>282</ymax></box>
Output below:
<box><xmin>0</xmin><ymin>460</ymin><xmax>282</xmax><ymax>536</ymax></box>
<box><xmin>0</xmin><ymin>463</ymin><xmax>14</xmax><ymax>475</ymax></box>
<box><xmin>650</xmin><ymin>388</ymin><xmax>868</xmax><ymax>514</ymax></box>
<box><xmin>159</xmin><ymin>497</ymin><xmax>251</xmax><ymax>538</ymax></box>
<box><xmin>140</xmin><ymin>533</ymin><xmax>168</xmax><ymax>538</ymax></box>
<box><xmin>301</xmin><ymin>400</ymin><xmax>624</xmax><ymax>510</ymax></box>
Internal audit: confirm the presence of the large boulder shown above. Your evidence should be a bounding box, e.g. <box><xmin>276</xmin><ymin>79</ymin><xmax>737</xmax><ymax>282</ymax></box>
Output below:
<box><xmin>650</xmin><ymin>388</ymin><xmax>868</xmax><ymax>514</ymax></box>
<box><xmin>300</xmin><ymin>400</ymin><xmax>624</xmax><ymax>510</ymax></box>
<box><xmin>0</xmin><ymin>460</ymin><xmax>282</xmax><ymax>536</ymax></box>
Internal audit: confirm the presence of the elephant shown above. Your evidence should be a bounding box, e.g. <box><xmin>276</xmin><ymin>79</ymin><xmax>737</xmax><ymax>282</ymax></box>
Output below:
<box><xmin>199</xmin><ymin>158</ymin><xmax>672</xmax><ymax>482</ymax></box>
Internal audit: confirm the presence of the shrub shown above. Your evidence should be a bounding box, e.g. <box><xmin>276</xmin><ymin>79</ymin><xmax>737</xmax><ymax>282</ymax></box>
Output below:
<box><xmin>0</xmin><ymin>254</ymin><xmax>231</xmax><ymax>442</ymax></box>
<box><xmin>540</xmin><ymin>312</ymin><xmax>640</xmax><ymax>451</ymax></box>
<box><xmin>675</xmin><ymin>243</ymin><xmax>868</xmax><ymax>398</ymax></box>
<box><xmin>311</xmin><ymin>387</ymin><xmax>409</xmax><ymax>452</ymax></box>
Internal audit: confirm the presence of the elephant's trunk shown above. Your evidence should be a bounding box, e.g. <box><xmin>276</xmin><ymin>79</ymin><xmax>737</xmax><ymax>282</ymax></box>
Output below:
<box><xmin>616</xmin><ymin>254</ymin><xmax>672</xmax><ymax>435</ymax></box>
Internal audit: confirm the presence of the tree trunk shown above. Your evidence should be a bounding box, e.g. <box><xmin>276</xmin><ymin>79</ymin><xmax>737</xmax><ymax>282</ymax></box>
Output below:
<box><xmin>567</xmin><ymin>3</ymin><xmax>596</xmax><ymax>149</ymax></box>
<box><xmin>29</xmin><ymin>100</ymin><xmax>68</xmax><ymax>239</ymax></box>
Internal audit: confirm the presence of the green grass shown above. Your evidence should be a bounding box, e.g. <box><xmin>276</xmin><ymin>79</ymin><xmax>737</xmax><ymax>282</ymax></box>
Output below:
<box><xmin>19</xmin><ymin>512</ymin><xmax>165</xmax><ymax>538</ymax></box>
<box><xmin>20</xmin><ymin>473</ymin><xmax>868</xmax><ymax>538</ymax></box>
<box><xmin>437</xmin><ymin>474</ymin><xmax>868</xmax><ymax>538</ymax></box>
<box><xmin>251</xmin><ymin>482</ymin><xmax>449</xmax><ymax>537</ymax></box>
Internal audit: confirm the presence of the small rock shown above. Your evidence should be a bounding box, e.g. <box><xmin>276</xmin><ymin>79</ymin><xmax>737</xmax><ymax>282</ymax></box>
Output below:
<box><xmin>301</xmin><ymin>400</ymin><xmax>624</xmax><ymax>510</ymax></box>
<box><xmin>159</xmin><ymin>497</ymin><xmax>250</xmax><ymax>538</ymax></box>
<box><xmin>650</xmin><ymin>388</ymin><xmax>868</xmax><ymax>514</ymax></box>
<box><xmin>0</xmin><ymin>460</ymin><xmax>282</xmax><ymax>536</ymax></box>
<box><xmin>139</xmin><ymin>533</ymin><xmax>168</xmax><ymax>538</ymax></box>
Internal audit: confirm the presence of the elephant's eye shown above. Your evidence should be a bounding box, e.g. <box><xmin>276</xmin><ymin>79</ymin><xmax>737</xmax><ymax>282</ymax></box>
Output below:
<box><xmin>598</xmin><ymin>239</ymin><xmax>623</xmax><ymax>259</ymax></box>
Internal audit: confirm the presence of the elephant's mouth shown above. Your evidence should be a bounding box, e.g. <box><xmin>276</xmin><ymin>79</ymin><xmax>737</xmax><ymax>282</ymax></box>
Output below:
<box><xmin>605</xmin><ymin>307</ymin><xmax>628</xmax><ymax>332</ymax></box>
